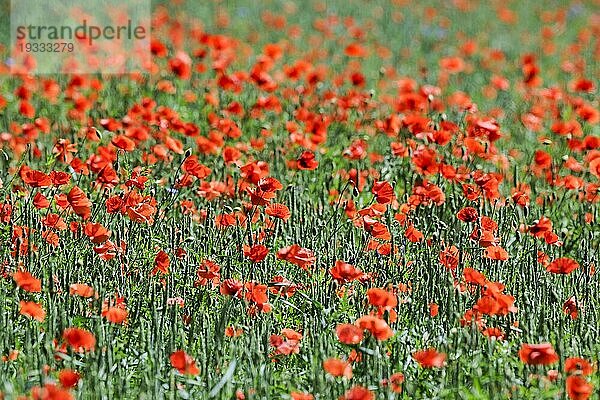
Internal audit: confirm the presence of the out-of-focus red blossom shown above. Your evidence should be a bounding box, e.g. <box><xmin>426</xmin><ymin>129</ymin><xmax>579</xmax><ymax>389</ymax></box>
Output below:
<box><xmin>19</xmin><ymin>301</ymin><xmax>46</xmax><ymax>322</ymax></box>
<box><xmin>547</xmin><ymin>369</ymin><xmax>560</xmax><ymax>382</ymax></box>
<box><xmin>270</xmin><ymin>329</ymin><xmax>302</xmax><ymax>356</ymax></box>
<box><xmin>290</xmin><ymin>392</ymin><xmax>314</xmax><ymax>400</ymax></box>
<box><xmin>518</xmin><ymin>343</ymin><xmax>559</xmax><ymax>365</ymax></box>
<box><xmin>565</xmin><ymin>357</ymin><xmax>594</xmax><ymax>376</ymax></box>
<box><xmin>335</xmin><ymin>323</ymin><xmax>364</xmax><ymax>345</ymax></box>
<box><xmin>323</xmin><ymin>358</ymin><xmax>352</xmax><ymax>378</ymax></box>
<box><xmin>355</xmin><ymin>315</ymin><xmax>394</xmax><ymax>341</ymax></box>
<box><xmin>297</xmin><ymin>151</ymin><xmax>318</xmax><ymax>170</ymax></box>
<box><xmin>69</xmin><ymin>283</ymin><xmax>95</xmax><ymax>298</ymax></box>
<box><xmin>58</xmin><ymin>369</ymin><xmax>81</xmax><ymax>388</ymax></box>
<box><xmin>169</xmin><ymin>350</ymin><xmax>199</xmax><ymax>375</ymax></box>
<box><xmin>429</xmin><ymin>303</ymin><xmax>439</xmax><ymax>317</ymax></box>
<box><xmin>383</xmin><ymin>372</ymin><xmax>404</xmax><ymax>393</ymax></box>
<box><xmin>63</xmin><ymin>327</ymin><xmax>96</xmax><ymax>352</ymax></box>
<box><xmin>31</xmin><ymin>383</ymin><xmax>74</xmax><ymax>400</ymax></box>
<box><xmin>482</xmin><ymin>327</ymin><xmax>505</xmax><ymax>340</ymax></box>
<box><xmin>13</xmin><ymin>270</ymin><xmax>42</xmax><ymax>293</ymax></box>
<box><xmin>339</xmin><ymin>385</ymin><xmax>374</xmax><ymax>400</ymax></box>
<box><xmin>111</xmin><ymin>134</ymin><xmax>136</xmax><ymax>152</ymax></box>
<box><xmin>566</xmin><ymin>375</ymin><xmax>594</xmax><ymax>400</ymax></box>
<box><xmin>366</xmin><ymin>288</ymin><xmax>397</xmax><ymax>311</ymax></box>
<box><xmin>102</xmin><ymin>306</ymin><xmax>128</xmax><ymax>324</ymax></box>
<box><xmin>412</xmin><ymin>348</ymin><xmax>447</xmax><ymax>368</ymax></box>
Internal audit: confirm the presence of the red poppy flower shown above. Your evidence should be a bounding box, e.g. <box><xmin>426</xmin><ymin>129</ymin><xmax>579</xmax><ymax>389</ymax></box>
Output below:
<box><xmin>63</xmin><ymin>327</ymin><xmax>96</xmax><ymax>352</ymax></box>
<box><xmin>335</xmin><ymin>323</ymin><xmax>364</xmax><ymax>345</ymax></box>
<box><xmin>323</xmin><ymin>358</ymin><xmax>352</xmax><ymax>378</ymax></box>
<box><xmin>291</xmin><ymin>392</ymin><xmax>314</xmax><ymax>400</ymax></box>
<box><xmin>19</xmin><ymin>301</ymin><xmax>46</xmax><ymax>322</ymax></box>
<box><xmin>355</xmin><ymin>315</ymin><xmax>394</xmax><ymax>341</ymax></box>
<box><xmin>247</xmin><ymin>187</ymin><xmax>276</xmax><ymax>206</ymax></box>
<box><xmin>170</xmin><ymin>350</ymin><xmax>199</xmax><ymax>375</ymax></box>
<box><xmin>58</xmin><ymin>369</ymin><xmax>81</xmax><ymax>388</ymax></box>
<box><xmin>102</xmin><ymin>307</ymin><xmax>128</xmax><ymax>324</ymax></box>
<box><xmin>366</xmin><ymin>288</ymin><xmax>398</xmax><ymax>310</ymax></box>
<box><xmin>388</xmin><ymin>372</ymin><xmax>405</xmax><ymax>393</ymax></box>
<box><xmin>440</xmin><ymin>246</ymin><xmax>459</xmax><ymax>270</ymax></box>
<box><xmin>68</xmin><ymin>186</ymin><xmax>92</xmax><ymax>220</ymax></box>
<box><xmin>168</xmin><ymin>52</ymin><xmax>192</xmax><ymax>79</ymax></box>
<box><xmin>565</xmin><ymin>357</ymin><xmax>594</xmax><ymax>376</ymax></box>
<box><xmin>69</xmin><ymin>283</ymin><xmax>95</xmax><ymax>298</ymax></box>
<box><xmin>152</xmin><ymin>250</ymin><xmax>171</xmax><ymax>275</ymax></box>
<box><xmin>340</xmin><ymin>386</ymin><xmax>374</xmax><ymax>400</ymax></box>
<box><xmin>429</xmin><ymin>303</ymin><xmax>439</xmax><ymax>317</ymax></box>
<box><xmin>529</xmin><ymin>216</ymin><xmax>553</xmax><ymax>237</ymax></box>
<box><xmin>21</xmin><ymin>169</ymin><xmax>52</xmax><ymax>188</ymax></box>
<box><xmin>265</xmin><ymin>203</ymin><xmax>291</xmax><ymax>221</ymax></box>
<box><xmin>50</xmin><ymin>171</ymin><xmax>71</xmax><ymax>186</ymax></box>
<box><xmin>412</xmin><ymin>348</ymin><xmax>447</xmax><ymax>368</ymax></box>
<box><xmin>220</xmin><ymin>279</ymin><xmax>243</xmax><ymax>297</ymax></box>
<box><xmin>518</xmin><ymin>343</ymin><xmax>559</xmax><ymax>365</ymax></box>
<box><xmin>362</xmin><ymin>217</ymin><xmax>391</xmax><ymax>241</ymax></box>
<box><xmin>463</xmin><ymin>267</ymin><xmax>486</xmax><ymax>285</ymax></box>
<box><xmin>546</xmin><ymin>257</ymin><xmax>579</xmax><ymax>274</ymax></box>
<box><xmin>244</xmin><ymin>244</ymin><xmax>269</xmax><ymax>263</ymax></box>
<box><xmin>405</xmin><ymin>224</ymin><xmax>424</xmax><ymax>243</ymax></box>
<box><xmin>297</xmin><ymin>151</ymin><xmax>318</xmax><ymax>170</ymax></box>
<box><xmin>13</xmin><ymin>271</ymin><xmax>42</xmax><ymax>293</ymax></box>
<box><xmin>329</xmin><ymin>260</ymin><xmax>365</xmax><ymax>284</ymax></box>
<box><xmin>566</xmin><ymin>375</ymin><xmax>593</xmax><ymax>400</ymax></box>
<box><xmin>277</xmin><ymin>244</ymin><xmax>315</xmax><ymax>270</ymax></box>
<box><xmin>244</xmin><ymin>281</ymin><xmax>269</xmax><ymax>305</ymax></box>
<box><xmin>482</xmin><ymin>327</ymin><xmax>505</xmax><ymax>340</ymax></box>
<box><xmin>563</xmin><ymin>296</ymin><xmax>580</xmax><ymax>320</ymax></box>
<box><xmin>31</xmin><ymin>383</ymin><xmax>73</xmax><ymax>400</ymax></box>
<box><xmin>183</xmin><ymin>155</ymin><xmax>211</xmax><ymax>179</ymax></box>
<box><xmin>484</xmin><ymin>246</ymin><xmax>509</xmax><ymax>261</ymax></box>
<box><xmin>84</xmin><ymin>222</ymin><xmax>111</xmax><ymax>244</ymax></box>
<box><xmin>111</xmin><ymin>135</ymin><xmax>136</xmax><ymax>152</ymax></box>
<box><xmin>33</xmin><ymin>192</ymin><xmax>50</xmax><ymax>209</ymax></box>
<box><xmin>257</xmin><ymin>177</ymin><xmax>283</xmax><ymax>192</ymax></box>
<box><xmin>457</xmin><ymin>207</ymin><xmax>478</xmax><ymax>222</ymax></box>
<box><xmin>345</xmin><ymin>43</ymin><xmax>367</xmax><ymax>57</ymax></box>
<box><xmin>372</xmin><ymin>181</ymin><xmax>395</xmax><ymax>204</ymax></box>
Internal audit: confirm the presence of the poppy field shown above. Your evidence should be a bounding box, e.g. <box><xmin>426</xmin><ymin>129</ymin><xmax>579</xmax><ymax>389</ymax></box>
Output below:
<box><xmin>1</xmin><ymin>0</ymin><xmax>599</xmax><ymax>399</ymax></box>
